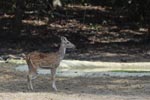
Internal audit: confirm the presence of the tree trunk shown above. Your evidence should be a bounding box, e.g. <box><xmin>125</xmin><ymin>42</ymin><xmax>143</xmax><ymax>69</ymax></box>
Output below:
<box><xmin>14</xmin><ymin>0</ymin><xmax>24</xmax><ymax>37</ymax></box>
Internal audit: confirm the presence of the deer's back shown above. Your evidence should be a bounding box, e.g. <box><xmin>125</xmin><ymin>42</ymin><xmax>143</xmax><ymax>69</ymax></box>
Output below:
<box><xmin>26</xmin><ymin>51</ymin><xmax>61</xmax><ymax>69</ymax></box>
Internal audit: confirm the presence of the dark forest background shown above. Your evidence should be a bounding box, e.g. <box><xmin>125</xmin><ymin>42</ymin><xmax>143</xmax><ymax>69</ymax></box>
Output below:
<box><xmin>0</xmin><ymin>0</ymin><xmax>150</xmax><ymax>61</ymax></box>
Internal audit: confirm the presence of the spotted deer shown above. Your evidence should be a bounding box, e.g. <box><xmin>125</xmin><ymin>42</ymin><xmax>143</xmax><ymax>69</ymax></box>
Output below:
<box><xmin>25</xmin><ymin>36</ymin><xmax>75</xmax><ymax>91</ymax></box>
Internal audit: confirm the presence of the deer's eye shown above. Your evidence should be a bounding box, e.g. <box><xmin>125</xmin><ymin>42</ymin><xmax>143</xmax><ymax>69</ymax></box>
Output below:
<box><xmin>66</xmin><ymin>42</ymin><xmax>69</xmax><ymax>44</ymax></box>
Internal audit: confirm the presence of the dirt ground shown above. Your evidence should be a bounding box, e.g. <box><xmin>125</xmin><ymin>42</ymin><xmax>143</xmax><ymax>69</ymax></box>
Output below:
<box><xmin>0</xmin><ymin>63</ymin><xmax>150</xmax><ymax>100</ymax></box>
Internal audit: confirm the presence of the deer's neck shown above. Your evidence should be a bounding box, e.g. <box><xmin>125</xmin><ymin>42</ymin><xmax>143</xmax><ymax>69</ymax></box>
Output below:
<box><xmin>58</xmin><ymin>44</ymin><xmax>66</xmax><ymax>60</ymax></box>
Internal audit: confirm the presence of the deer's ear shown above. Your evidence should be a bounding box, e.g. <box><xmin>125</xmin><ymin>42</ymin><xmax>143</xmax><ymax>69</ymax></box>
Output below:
<box><xmin>61</xmin><ymin>36</ymin><xmax>67</xmax><ymax>41</ymax></box>
<box><xmin>61</xmin><ymin>36</ymin><xmax>64</xmax><ymax>41</ymax></box>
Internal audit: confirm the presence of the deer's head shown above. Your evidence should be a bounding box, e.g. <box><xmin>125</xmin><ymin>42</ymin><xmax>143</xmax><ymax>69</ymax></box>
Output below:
<box><xmin>61</xmin><ymin>36</ymin><xmax>75</xmax><ymax>48</ymax></box>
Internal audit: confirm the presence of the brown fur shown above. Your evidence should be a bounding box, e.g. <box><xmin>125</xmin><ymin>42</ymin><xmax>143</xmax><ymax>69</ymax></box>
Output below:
<box><xmin>26</xmin><ymin>51</ymin><xmax>61</xmax><ymax>69</ymax></box>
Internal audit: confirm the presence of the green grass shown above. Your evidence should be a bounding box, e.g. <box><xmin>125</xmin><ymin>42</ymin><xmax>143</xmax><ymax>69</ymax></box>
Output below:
<box><xmin>111</xmin><ymin>70</ymin><xmax>150</xmax><ymax>73</ymax></box>
<box><xmin>0</xmin><ymin>59</ymin><xmax>26</xmax><ymax>68</ymax></box>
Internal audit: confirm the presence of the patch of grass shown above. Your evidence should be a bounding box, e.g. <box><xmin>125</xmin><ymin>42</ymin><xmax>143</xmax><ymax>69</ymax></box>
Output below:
<box><xmin>110</xmin><ymin>70</ymin><xmax>150</xmax><ymax>73</ymax></box>
<box><xmin>0</xmin><ymin>62</ymin><xmax>18</xmax><ymax>67</ymax></box>
<box><xmin>0</xmin><ymin>59</ymin><xmax>26</xmax><ymax>68</ymax></box>
<box><xmin>7</xmin><ymin>59</ymin><xmax>26</xmax><ymax>64</ymax></box>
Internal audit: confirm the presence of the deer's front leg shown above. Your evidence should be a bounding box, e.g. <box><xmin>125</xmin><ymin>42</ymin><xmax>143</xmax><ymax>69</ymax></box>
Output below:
<box><xmin>51</xmin><ymin>68</ymin><xmax>57</xmax><ymax>91</ymax></box>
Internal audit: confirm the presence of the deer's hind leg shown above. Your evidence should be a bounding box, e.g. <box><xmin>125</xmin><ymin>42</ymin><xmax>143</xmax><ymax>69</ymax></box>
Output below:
<box><xmin>26</xmin><ymin>57</ymin><xmax>38</xmax><ymax>90</ymax></box>
<box><xmin>27</xmin><ymin>66</ymin><xmax>37</xmax><ymax>90</ymax></box>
